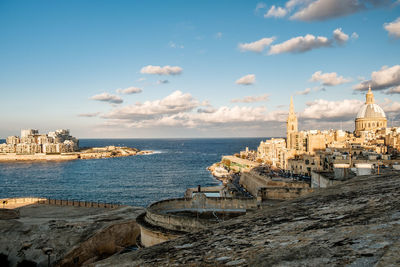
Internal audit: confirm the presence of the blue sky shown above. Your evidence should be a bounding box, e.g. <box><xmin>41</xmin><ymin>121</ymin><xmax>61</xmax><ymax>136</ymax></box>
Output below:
<box><xmin>1</xmin><ymin>0</ymin><xmax>400</xmax><ymax>138</ymax></box>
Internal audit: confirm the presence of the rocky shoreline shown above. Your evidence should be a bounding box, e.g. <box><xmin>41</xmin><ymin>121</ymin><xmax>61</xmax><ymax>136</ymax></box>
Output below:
<box><xmin>0</xmin><ymin>146</ymin><xmax>153</xmax><ymax>162</ymax></box>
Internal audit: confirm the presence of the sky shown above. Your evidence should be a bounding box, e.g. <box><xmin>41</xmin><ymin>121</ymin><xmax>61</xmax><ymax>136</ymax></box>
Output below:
<box><xmin>1</xmin><ymin>0</ymin><xmax>400</xmax><ymax>138</ymax></box>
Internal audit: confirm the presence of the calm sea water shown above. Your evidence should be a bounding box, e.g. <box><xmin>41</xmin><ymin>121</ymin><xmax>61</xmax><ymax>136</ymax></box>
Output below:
<box><xmin>0</xmin><ymin>138</ymin><xmax>266</xmax><ymax>207</ymax></box>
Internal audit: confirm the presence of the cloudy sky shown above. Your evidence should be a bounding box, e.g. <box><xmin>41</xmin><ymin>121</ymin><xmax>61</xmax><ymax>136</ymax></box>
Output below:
<box><xmin>1</xmin><ymin>0</ymin><xmax>400</xmax><ymax>138</ymax></box>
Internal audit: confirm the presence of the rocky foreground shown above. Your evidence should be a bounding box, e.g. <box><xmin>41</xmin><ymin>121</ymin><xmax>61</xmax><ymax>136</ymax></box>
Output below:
<box><xmin>96</xmin><ymin>172</ymin><xmax>400</xmax><ymax>266</ymax></box>
<box><xmin>0</xmin><ymin>204</ymin><xmax>144</xmax><ymax>266</ymax></box>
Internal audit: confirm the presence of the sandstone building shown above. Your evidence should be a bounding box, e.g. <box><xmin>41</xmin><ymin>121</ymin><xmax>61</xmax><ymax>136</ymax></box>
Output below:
<box><xmin>286</xmin><ymin>96</ymin><xmax>298</xmax><ymax>150</ymax></box>
<box><xmin>0</xmin><ymin>129</ymin><xmax>79</xmax><ymax>154</ymax></box>
<box><xmin>254</xmin><ymin>87</ymin><xmax>400</xmax><ymax>178</ymax></box>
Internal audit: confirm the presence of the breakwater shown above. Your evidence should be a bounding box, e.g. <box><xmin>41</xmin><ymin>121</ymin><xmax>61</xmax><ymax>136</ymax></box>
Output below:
<box><xmin>0</xmin><ymin>146</ymin><xmax>153</xmax><ymax>162</ymax></box>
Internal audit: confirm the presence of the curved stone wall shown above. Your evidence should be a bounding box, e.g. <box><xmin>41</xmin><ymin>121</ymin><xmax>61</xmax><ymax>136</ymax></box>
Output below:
<box><xmin>138</xmin><ymin>195</ymin><xmax>257</xmax><ymax>247</ymax></box>
<box><xmin>136</xmin><ymin>213</ymin><xmax>182</xmax><ymax>247</ymax></box>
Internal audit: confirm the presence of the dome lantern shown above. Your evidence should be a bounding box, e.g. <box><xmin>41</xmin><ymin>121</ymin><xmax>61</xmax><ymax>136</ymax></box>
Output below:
<box><xmin>366</xmin><ymin>84</ymin><xmax>374</xmax><ymax>104</ymax></box>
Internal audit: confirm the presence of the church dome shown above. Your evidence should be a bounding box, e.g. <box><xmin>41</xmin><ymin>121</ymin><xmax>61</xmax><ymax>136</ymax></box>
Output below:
<box><xmin>356</xmin><ymin>86</ymin><xmax>386</xmax><ymax>119</ymax></box>
<box><xmin>356</xmin><ymin>104</ymin><xmax>386</xmax><ymax>119</ymax></box>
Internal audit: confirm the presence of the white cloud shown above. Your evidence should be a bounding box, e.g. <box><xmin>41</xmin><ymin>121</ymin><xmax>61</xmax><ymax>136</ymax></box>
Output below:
<box><xmin>384</xmin><ymin>17</ymin><xmax>400</xmax><ymax>38</ymax></box>
<box><xmin>116</xmin><ymin>87</ymin><xmax>142</xmax><ymax>95</ymax></box>
<box><xmin>238</xmin><ymin>37</ymin><xmax>275</xmax><ymax>53</ymax></box>
<box><xmin>296</xmin><ymin>88</ymin><xmax>311</xmax><ymax>95</ymax></box>
<box><xmin>103</xmin><ymin>91</ymin><xmax>198</xmax><ymax>120</ymax></box>
<box><xmin>263</xmin><ymin>0</ymin><xmax>391</xmax><ymax>21</ymax></box>
<box><xmin>191</xmin><ymin>106</ymin><xmax>286</xmax><ymax>124</ymax></box>
<box><xmin>235</xmin><ymin>74</ymin><xmax>256</xmax><ymax>85</ymax></box>
<box><xmin>97</xmin><ymin>89</ymin><xmax>291</xmax><ymax>130</ymax></box>
<box><xmin>215</xmin><ymin>32</ymin><xmax>223</xmax><ymax>39</ymax></box>
<box><xmin>310</xmin><ymin>71</ymin><xmax>351</xmax><ymax>86</ymax></box>
<box><xmin>140</xmin><ymin>65</ymin><xmax>183</xmax><ymax>75</ymax></box>
<box><xmin>333</xmin><ymin>28</ymin><xmax>349</xmax><ymax>44</ymax></box>
<box><xmin>354</xmin><ymin>65</ymin><xmax>400</xmax><ymax>91</ymax></box>
<box><xmin>302</xmin><ymin>99</ymin><xmax>363</xmax><ymax>121</ymax></box>
<box><xmin>269</xmin><ymin>34</ymin><xmax>330</xmax><ymax>55</ymax></box>
<box><xmin>78</xmin><ymin>112</ymin><xmax>100</xmax><ymax>118</ymax></box>
<box><xmin>268</xmin><ymin>28</ymin><xmax>350</xmax><ymax>55</ymax></box>
<box><xmin>102</xmin><ymin>105</ymin><xmax>288</xmax><ymax>129</ymax></box>
<box><xmin>231</xmin><ymin>94</ymin><xmax>269</xmax><ymax>103</ymax></box>
<box><xmin>351</xmin><ymin>32</ymin><xmax>359</xmax><ymax>39</ymax></box>
<box><xmin>285</xmin><ymin>0</ymin><xmax>314</xmax><ymax>10</ymax></box>
<box><xmin>290</xmin><ymin>0</ymin><xmax>389</xmax><ymax>21</ymax></box>
<box><xmin>90</xmin><ymin>93</ymin><xmax>123</xmax><ymax>104</ymax></box>
<box><xmin>264</xmin><ymin>5</ymin><xmax>288</xmax><ymax>18</ymax></box>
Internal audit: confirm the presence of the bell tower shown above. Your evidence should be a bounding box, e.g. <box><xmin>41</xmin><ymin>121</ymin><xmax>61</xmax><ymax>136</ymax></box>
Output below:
<box><xmin>287</xmin><ymin>96</ymin><xmax>298</xmax><ymax>149</ymax></box>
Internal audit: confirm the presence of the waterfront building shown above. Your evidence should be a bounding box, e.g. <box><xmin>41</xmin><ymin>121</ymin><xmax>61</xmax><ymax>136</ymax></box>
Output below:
<box><xmin>257</xmin><ymin>138</ymin><xmax>286</xmax><ymax>168</ymax></box>
<box><xmin>0</xmin><ymin>129</ymin><xmax>79</xmax><ymax>154</ymax></box>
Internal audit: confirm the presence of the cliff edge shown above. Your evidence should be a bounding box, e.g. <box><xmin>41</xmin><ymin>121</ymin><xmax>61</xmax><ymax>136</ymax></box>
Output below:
<box><xmin>96</xmin><ymin>172</ymin><xmax>400</xmax><ymax>266</ymax></box>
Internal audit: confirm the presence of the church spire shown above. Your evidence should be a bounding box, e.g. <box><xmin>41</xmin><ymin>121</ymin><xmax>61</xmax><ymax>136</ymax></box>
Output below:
<box><xmin>289</xmin><ymin>95</ymin><xmax>294</xmax><ymax>114</ymax></box>
<box><xmin>287</xmin><ymin>95</ymin><xmax>298</xmax><ymax>150</ymax></box>
<box><xmin>366</xmin><ymin>84</ymin><xmax>374</xmax><ymax>104</ymax></box>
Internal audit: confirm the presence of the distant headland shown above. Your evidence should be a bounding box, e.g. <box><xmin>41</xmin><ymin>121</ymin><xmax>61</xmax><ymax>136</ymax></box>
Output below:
<box><xmin>0</xmin><ymin>129</ymin><xmax>152</xmax><ymax>161</ymax></box>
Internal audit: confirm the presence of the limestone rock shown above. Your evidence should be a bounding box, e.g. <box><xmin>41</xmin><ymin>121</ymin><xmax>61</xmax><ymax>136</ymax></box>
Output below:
<box><xmin>0</xmin><ymin>204</ymin><xmax>143</xmax><ymax>266</ymax></box>
<box><xmin>95</xmin><ymin>172</ymin><xmax>400</xmax><ymax>266</ymax></box>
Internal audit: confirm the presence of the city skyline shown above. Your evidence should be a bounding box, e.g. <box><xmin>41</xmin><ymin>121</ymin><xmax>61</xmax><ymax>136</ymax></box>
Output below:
<box><xmin>1</xmin><ymin>0</ymin><xmax>400</xmax><ymax>138</ymax></box>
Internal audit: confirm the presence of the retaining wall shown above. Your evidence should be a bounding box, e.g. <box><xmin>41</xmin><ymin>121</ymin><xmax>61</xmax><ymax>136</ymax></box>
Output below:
<box><xmin>240</xmin><ymin>171</ymin><xmax>311</xmax><ymax>200</ymax></box>
<box><xmin>258</xmin><ymin>187</ymin><xmax>314</xmax><ymax>200</ymax></box>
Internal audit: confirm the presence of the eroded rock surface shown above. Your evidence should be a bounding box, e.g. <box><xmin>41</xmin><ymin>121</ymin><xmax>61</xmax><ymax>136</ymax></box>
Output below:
<box><xmin>96</xmin><ymin>173</ymin><xmax>400</xmax><ymax>266</ymax></box>
<box><xmin>0</xmin><ymin>204</ymin><xmax>143</xmax><ymax>266</ymax></box>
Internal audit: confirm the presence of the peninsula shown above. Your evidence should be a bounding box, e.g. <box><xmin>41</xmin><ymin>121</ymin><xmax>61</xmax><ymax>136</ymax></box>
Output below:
<box><xmin>0</xmin><ymin>129</ymin><xmax>152</xmax><ymax>161</ymax></box>
<box><xmin>209</xmin><ymin>88</ymin><xmax>400</xmax><ymax>198</ymax></box>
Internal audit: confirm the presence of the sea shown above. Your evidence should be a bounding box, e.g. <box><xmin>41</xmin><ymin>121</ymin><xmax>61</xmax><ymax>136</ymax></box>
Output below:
<box><xmin>0</xmin><ymin>138</ymin><xmax>266</xmax><ymax>207</ymax></box>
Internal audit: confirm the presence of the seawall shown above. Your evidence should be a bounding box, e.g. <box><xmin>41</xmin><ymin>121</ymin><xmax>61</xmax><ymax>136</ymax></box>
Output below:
<box><xmin>0</xmin><ymin>153</ymin><xmax>79</xmax><ymax>162</ymax></box>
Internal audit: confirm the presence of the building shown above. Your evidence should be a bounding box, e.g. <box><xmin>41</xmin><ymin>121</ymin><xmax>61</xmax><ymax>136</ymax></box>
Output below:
<box><xmin>286</xmin><ymin>96</ymin><xmax>298</xmax><ymax>150</ymax></box>
<box><xmin>257</xmin><ymin>138</ymin><xmax>286</xmax><ymax>168</ymax></box>
<box><xmin>252</xmin><ymin>87</ymin><xmax>400</xmax><ymax>178</ymax></box>
<box><xmin>355</xmin><ymin>85</ymin><xmax>387</xmax><ymax>136</ymax></box>
<box><xmin>0</xmin><ymin>129</ymin><xmax>79</xmax><ymax>154</ymax></box>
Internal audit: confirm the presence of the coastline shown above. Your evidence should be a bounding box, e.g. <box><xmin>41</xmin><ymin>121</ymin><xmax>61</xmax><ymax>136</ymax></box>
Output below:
<box><xmin>0</xmin><ymin>146</ymin><xmax>153</xmax><ymax>162</ymax></box>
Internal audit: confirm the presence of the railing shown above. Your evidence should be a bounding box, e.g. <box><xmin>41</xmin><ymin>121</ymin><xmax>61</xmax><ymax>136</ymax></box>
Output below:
<box><xmin>0</xmin><ymin>197</ymin><xmax>124</xmax><ymax>209</ymax></box>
